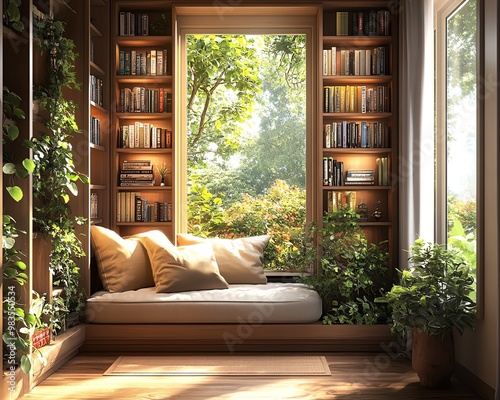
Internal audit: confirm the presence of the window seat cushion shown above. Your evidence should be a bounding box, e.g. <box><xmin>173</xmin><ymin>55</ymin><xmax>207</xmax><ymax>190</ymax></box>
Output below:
<box><xmin>85</xmin><ymin>282</ymin><xmax>322</xmax><ymax>324</ymax></box>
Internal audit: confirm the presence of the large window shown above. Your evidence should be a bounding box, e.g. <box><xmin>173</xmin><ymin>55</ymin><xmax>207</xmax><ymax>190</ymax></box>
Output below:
<box><xmin>176</xmin><ymin>8</ymin><xmax>318</xmax><ymax>272</ymax></box>
<box><xmin>436</xmin><ymin>0</ymin><xmax>480</xmax><ymax>301</ymax></box>
<box><xmin>186</xmin><ymin>34</ymin><xmax>306</xmax><ymax>271</ymax></box>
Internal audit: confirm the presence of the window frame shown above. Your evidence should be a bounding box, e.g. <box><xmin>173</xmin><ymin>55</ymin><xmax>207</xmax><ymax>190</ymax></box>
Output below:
<box><xmin>174</xmin><ymin>6</ymin><xmax>320</xmax><ymax>239</ymax></box>
<box><xmin>435</xmin><ymin>0</ymin><xmax>484</xmax><ymax>317</ymax></box>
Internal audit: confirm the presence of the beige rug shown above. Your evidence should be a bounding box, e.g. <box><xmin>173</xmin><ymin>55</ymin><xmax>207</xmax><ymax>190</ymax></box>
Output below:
<box><xmin>104</xmin><ymin>355</ymin><xmax>331</xmax><ymax>376</ymax></box>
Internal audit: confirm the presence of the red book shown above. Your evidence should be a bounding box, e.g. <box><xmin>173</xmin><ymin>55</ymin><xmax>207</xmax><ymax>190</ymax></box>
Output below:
<box><xmin>159</xmin><ymin>88</ymin><xmax>164</xmax><ymax>113</ymax></box>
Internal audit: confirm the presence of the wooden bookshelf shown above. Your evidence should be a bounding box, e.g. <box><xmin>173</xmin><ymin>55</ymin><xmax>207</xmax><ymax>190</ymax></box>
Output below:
<box><xmin>110</xmin><ymin>0</ymin><xmax>175</xmax><ymax>241</ymax></box>
<box><xmin>89</xmin><ymin>0</ymin><xmax>111</xmax><ymax>230</ymax></box>
<box><xmin>320</xmin><ymin>2</ymin><xmax>399</xmax><ymax>271</ymax></box>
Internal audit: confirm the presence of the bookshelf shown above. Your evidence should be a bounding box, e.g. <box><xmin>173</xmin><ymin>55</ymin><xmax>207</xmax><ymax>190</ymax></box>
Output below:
<box><xmin>90</xmin><ymin>0</ymin><xmax>111</xmax><ymax>228</ymax></box>
<box><xmin>320</xmin><ymin>2</ymin><xmax>399</xmax><ymax>270</ymax></box>
<box><xmin>110</xmin><ymin>0</ymin><xmax>175</xmax><ymax>241</ymax></box>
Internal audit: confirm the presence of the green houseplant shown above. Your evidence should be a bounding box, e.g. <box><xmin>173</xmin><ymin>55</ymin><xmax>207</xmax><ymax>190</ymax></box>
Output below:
<box><xmin>299</xmin><ymin>205</ymin><xmax>392</xmax><ymax>325</ymax></box>
<box><xmin>376</xmin><ymin>239</ymin><xmax>476</xmax><ymax>387</ymax></box>
<box><xmin>30</xmin><ymin>14</ymin><xmax>88</xmax><ymax>322</ymax></box>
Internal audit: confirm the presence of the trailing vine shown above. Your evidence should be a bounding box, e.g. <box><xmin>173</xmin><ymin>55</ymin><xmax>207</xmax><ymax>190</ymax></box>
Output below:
<box><xmin>2</xmin><ymin>87</ymin><xmax>39</xmax><ymax>373</ymax></box>
<box><xmin>30</xmin><ymin>15</ymin><xmax>88</xmax><ymax>313</ymax></box>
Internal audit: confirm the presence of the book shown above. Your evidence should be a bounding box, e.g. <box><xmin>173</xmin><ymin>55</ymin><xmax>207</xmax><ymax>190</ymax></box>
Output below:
<box><xmin>150</xmin><ymin>50</ymin><xmax>157</xmax><ymax>76</ymax></box>
<box><xmin>157</xmin><ymin>50</ymin><xmax>163</xmax><ymax>76</ymax></box>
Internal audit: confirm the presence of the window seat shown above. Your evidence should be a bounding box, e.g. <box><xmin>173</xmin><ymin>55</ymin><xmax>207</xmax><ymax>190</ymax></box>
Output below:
<box><xmin>85</xmin><ymin>282</ymin><xmax>322</xmax><ymax>324</ymax></box>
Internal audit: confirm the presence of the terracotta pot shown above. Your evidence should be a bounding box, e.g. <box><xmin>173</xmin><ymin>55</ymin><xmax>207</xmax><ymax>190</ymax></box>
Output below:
<box><xmin>412</xmin><ymin>328</ymin><xmax>455</xmax><ymax>388</ymax></box>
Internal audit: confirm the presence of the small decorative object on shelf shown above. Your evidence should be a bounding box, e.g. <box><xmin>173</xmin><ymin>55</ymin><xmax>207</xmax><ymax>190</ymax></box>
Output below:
<box><xmin>155</xmin><ymin>162</ymin><xmax>171</xmax><ymax>186</ymax></box>
<box><xmin>32</xmin><ymin>327</ymin><xmax>51</xmax><ymax>349</ymax></box>
<box><xmin>372</xmin><ymin>201</ymin><xmax>382</xmax><ymax>221</ymax></box>
<box><xmin>357</xmin><ymin>202</ymin><xmax>368</xmax><ymax>221</ymax></box>
<box><xmin>90</xmin><ymin>193</ymin><xmax>98</xmax><ymax>219</ymax></box>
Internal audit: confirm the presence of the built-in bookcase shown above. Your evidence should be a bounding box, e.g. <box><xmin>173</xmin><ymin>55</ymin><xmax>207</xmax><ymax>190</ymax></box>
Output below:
<box><xmin>90</xmin><ymin>0</ymin><xmax>111</xmax><ymax>228</ymax></box>
<box><xmin>320</xmin><ymin>1</ymin><xmax>399</xmax><ymax>270</ymax></box>
<box><xmin>110</xmin><ymin>0</ymin><xmax>175</xmax><ymax>241</ymax></box>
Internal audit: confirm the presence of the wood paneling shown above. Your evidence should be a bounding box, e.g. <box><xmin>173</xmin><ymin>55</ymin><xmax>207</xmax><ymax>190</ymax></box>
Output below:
<box><xmin>18</xmin><ymin>352</ymin><xmax>482</xmax><ymax>399</ymax></box>
<box><xmin>82</xmin><ymin>323</ymin><xmax>393</xmax><ymax>352</ymax></box>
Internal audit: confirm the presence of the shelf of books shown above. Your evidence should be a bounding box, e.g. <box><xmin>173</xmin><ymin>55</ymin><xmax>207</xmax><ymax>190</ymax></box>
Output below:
<box><xmin>90</xmin><ymin>0</ymin><xmax>111</xmax><ymax>228</ymax></box>
<box><xmin>320</xmin><ymin>2</ymin><xmax>399</xmax><ymax>270</ymax></box>
<box><xmin>110</xmin><ymin>0</ymin><xmax>174</xmax><ymax>240</ymax></box>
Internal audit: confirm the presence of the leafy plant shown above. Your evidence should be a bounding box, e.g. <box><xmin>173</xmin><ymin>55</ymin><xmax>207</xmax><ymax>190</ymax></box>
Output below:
<box><xmin>30</xmin><ymin>15</ymin><xmax>88</xmax><ymax>314</ymax></box>
<box><xmin>3</xmin><ymin>291</ymin><xmax>55</xmax><ymax>373</ymax></box>
<box><xmin>299</xmin><ymin>205</ymin><xmax>392</xmax><ymax>325</ymax></box>
<box><xmin>155</xmin><ymin>162</ymin><xmax>171</xmax><ymax>178</ymax></box>
<box><xmin>376</xmin><ymin>239</ymin><xmax>476</xmax><ymax>338</ymax></box>
<box><xmin>3</xmin><ymin>0</ymin><xmax>24</xmax><ymax>32</ymax></box>
<box><xmin>2</xmin><ymin>87</ymin><xmax>34</xmax><ymax>202</ymax></box>
<box><xmin>2</xmin><ymin>87</ymin><xmax>38</xmax><ymax>373</ymax></box>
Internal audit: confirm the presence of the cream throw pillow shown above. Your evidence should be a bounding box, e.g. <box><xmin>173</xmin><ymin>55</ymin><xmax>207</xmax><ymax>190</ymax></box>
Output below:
<box><xmin>90</xmin><ymin>225</ymin><xmax>154</xmax><ymax>292</ymax></box>
<box><xmin>137</xmin><ymin>230</ymin><xmax>229</xmax><ymax>293</ymax></box>
<box><xmin>177</xmin><ymin>234</ymin><xmax>270</xmax><ymax>284</ymax></box>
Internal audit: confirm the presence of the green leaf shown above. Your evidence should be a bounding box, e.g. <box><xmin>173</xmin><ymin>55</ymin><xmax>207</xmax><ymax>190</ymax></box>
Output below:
<box><xmin>3</xmin><ymin>267</ymin><xmax>17</xmax><ymax>278</ymax></box>
<box><xmin>22</xmin><ymin>158</ymin><xmax>35</xmax><ymax>172</ymax></box>
<box><xmin>7</xmin><ymin>124</ymin><xmax>20</xmax><ymax>140</ymax></box>
<box><xmin>6</xmin><ymin>186</ymin><xmax>23</xmax><ymax>202</ymax></box>
<box><xmin>25</xmin><ymin>314</ymin><xmax>37</xmax><ymax>326</ymax></box>
<box><xmin>21</xmin><ymin>355</ymin><xmax>32</xmax><ymax>374</ymax></box>
<box><xmin>3</xmin><ymin>162</ymin><xmax>17</xmax><ymax>174</ymax></box>
<box><xmin>3</xmin><ymin>236</ymin><xmax>15</xmax><ymax>249</ymax></box>
<box><xmin>7</xmin><ymin>3</ymin><xmax>21</xmax><ymax>22</ymax></box>
<box><xmin>13</xmin><ymin>107</ymin><xmax>25</xmax><ymax>119</ymax></box>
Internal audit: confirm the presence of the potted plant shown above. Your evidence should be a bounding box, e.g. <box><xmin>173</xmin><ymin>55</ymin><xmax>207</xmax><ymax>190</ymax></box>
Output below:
<box><xmin>155</xmin><ymin>162</ymin><xmax>171</xmax><ymax>186</ymax></box>
<box><xmin>376</xmin><ymin>239</ymin><xmax>476</xmax><ymax>387</ymax></box>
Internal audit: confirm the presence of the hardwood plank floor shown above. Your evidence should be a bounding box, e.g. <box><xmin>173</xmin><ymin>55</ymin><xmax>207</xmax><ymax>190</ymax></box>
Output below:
<box><xmin>19</xmin><ymin>352</ymin><xmax>482</xmax><ymax>400</ymax></box>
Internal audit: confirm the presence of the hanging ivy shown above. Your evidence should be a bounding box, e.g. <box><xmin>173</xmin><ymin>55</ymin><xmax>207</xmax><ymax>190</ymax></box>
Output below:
<box><xmin>30</xmin><ymin>15</ymin><xmax>88</xmax><ymax>314</ymax></box>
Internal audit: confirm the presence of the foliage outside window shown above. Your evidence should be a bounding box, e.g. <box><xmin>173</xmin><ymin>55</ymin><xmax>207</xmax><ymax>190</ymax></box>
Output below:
<box><xmin>186</xmin><ymin>34</ymin><xmax>307</xmax><ymax>271</ymax></box>
<box><xmin>440</xmin><ymin>0</ymin><xmax>478</xmax><ymax>300</ymax></box>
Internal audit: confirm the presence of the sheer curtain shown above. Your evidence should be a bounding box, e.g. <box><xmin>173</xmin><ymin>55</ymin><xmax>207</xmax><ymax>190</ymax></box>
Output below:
<box><xmin>398</xmin><ymin>0</ymin><xmax>435</xmax><ymax>268</ymax></box>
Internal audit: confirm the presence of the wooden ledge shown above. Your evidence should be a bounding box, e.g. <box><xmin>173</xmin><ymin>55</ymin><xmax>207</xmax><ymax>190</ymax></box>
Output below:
<box><xmin>82</xmin><ymin>323</ymin><xmax>392</xmax><ymax>353</ymax></box>
<box><xmin>31</xmin><ymin>325</ymin><xmax>86</xmax><ymax>387</ymax></box>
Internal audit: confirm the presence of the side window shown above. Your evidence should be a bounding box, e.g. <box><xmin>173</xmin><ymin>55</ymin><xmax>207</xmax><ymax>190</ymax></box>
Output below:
<box><xmin>436</xmin><ymin>0</ymin><xmax>479</xmax><ymax>301</ymax></box>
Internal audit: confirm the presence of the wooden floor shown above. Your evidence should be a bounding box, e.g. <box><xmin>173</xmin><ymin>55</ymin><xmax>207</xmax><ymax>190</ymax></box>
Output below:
<box><xmin>19</xmin><ymin>352</ymin><xmax>482</xmax><ymax>400</ymax></box>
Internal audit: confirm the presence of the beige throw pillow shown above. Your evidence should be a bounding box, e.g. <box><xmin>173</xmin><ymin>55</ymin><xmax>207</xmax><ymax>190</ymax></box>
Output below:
<box><xmin>90</xmin><ymin>225</ymin><xmax>154</xmax><ymax>292</ymax></box>
<box><xmin>137</xmin><ymin>230</ymin><xmax>229</xmax><ymax>293</ymax></box>
<box><xmin>177</xmin><ymin>234</ymin><xmax>270</xmax><ymax>284</ymax></box>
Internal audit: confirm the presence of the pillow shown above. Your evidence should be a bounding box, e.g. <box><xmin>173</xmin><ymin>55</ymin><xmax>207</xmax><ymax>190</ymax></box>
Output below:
<box><xmin>136</xmin><ymin>230</ymin><xmax>229</xmax><ymax>293</ymax></box>
<box><xmin>177</xmin><ymin>234</ymin><xmax>270</xmax><ymax>284</ymax></box>
<box><xmin>90</xmin><ymin>225</ymin><xmax>154</xmax><ymax>292</ymax></box>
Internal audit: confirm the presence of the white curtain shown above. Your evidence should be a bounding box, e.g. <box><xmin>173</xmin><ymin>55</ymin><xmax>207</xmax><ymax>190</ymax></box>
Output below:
<box><xmin>398</xmin><ymin>0</ymin><xmax>435</xmax><ymax>268</ymax></box>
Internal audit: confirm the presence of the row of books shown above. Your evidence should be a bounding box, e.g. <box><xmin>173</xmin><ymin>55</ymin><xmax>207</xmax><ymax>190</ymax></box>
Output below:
<box><xmin>119</xmin><ymin>12</ymin><xmax>150</xmax><ymax>36</ymax></box>
<box><xmin>322</xmin><ymin>47</ymin><xmax>387</xmax><ymax>76</ymax></box>
<box><xmin>323</xmin><ymin>158</ymin><xmax>345</xmax><ymax>187</ymax></box>
<box><xmin>119</xmin><ymin>87</ymin><xmax>172</xmax><ymax>113</ymax></box>
<box><xmin>323</xmin><ymin>157</ymin><xmax>390</xmax><ymax>187</ymax></box>
<box><xmin>345</xmin><ymin>169</ymin><xmax>375</xmax><ymax>185</ymax></box>
<box><xmin>334</xmin><ymin>10</ymin><xmax>391</xmax><ymax>37</ymax></box>
<box><xmin>90</xmin><ymin>116</ymin><xmax>101</xmax><ymax>146</ymax></box>
<box><xmin>90</xmin><ymin>75</ymin><xmax>104</xmax><ymax>107</ymax></box>
<box><xmin>324</xmin><ymin>121</ymin><xmax>389</xmax><ymax>149</ymax></box>
<box><xmin>116</xmin><ymin>192</ymin><xmax>172</xmax><ymax>222</ymax></box>
<box><xmin>118</xmin><ymin>49</ymin><xmax>169</xmax><ymax>76</ymax></box>
<box><xmin>323</xmin><ymin>85</ymin><xmax>390</xmax><ymax>113</ymax></box>
<box><xmin>119</xmin><ymin>160</ymin><xmax>155</xmax><ymax>186</ymax></box>
<box><xmin>118</xmin><ymin>123</ymin><xmax>172</xmax><ymax>149</ymax></box>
